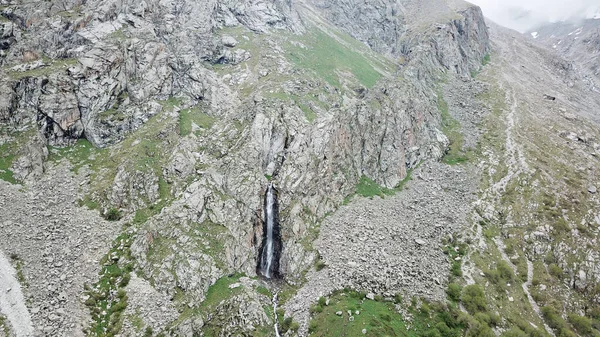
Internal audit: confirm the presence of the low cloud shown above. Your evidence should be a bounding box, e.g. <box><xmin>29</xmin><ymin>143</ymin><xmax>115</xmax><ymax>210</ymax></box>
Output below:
<box><xmin>467</xmin><ymin>0</ymin><xmax>600</xmax><ymax>32</ymax></box>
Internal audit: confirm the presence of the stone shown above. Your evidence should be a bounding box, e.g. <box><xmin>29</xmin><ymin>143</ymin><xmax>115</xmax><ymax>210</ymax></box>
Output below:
<box><xmin>589</xmin><ymin>185</ymin><xmax>597</xmax><ymax>194</ymax></box>
<box><xmin>222</xmin><ymin>36</ymin><xmax>238</xmax><ymax>48</ymax></box>
<box><xmin>228</xmin><ymin>283</ymin><xmax>241</xmax><ymax>289</ymax></box>
<box><xmin>362</xmin><ymin>329</ymin><xmax>367</xmax><ymax>334</ymax></box>
<box><xmin>335</xmin><ymin>311</ymin><xmax>343</xmax><ymax>316</ymax></box>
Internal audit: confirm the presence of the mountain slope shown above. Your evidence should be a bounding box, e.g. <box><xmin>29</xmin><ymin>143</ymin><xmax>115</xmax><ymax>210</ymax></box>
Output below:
<box><xmin>4</xmin><ymin>0</ymin><xmax>600</xmax><ymax>337</ymax></box>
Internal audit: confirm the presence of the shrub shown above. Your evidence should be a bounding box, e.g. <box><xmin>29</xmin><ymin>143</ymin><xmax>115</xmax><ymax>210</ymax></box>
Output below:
<box><xmin>308</xmin><ymin>321</ymin><xmax>318</xmax><ymax>333</ymax></box>
<box><xmin>318</xmin><ymin>296</ymin><xmax>327</xmax><ymax>307</ymax></box>
<box><xmin>394</xmin><ymin>293</ymin><xmax>403</xmax><ymax>304</ymax></box>
<box><xmin>567</xmin><ymin>314</ymin><xmax>595</xmax><ymax>336</ymax></box>
<box><xmin>309</xmin><ymin>304</ymin><xmax>323</xmax><ymax>314</ymax></box>
<box><xmin>485</xmin><ymin>269</ymin><xmax>501</xmax><ymax>284</ymax></box>
<box><xmin>447</xmin><ymin>283</ymin><xmax>462</xmax><ymax>302</ymax></box>
<box><xmin>281</xmin><ymin>317</ymin><xmax>293</xmax><ymax>333</ymax></box>
<box><xmin>497</xmin><ymin>261</ymin><xmax>514</xmax><ymax>281</ymax></box>
<box><xmin>548</xmin><ymin>264</ymin><xmax>564</xmax><ymax>279</ymax></box>
<box><xmin>290</xmin><ymin>321</ymin><xmax>299</xmax><ymax>332</ymax></box>
<box><xmin>119</xmin><ymin>273</ymin><xmax>131</xmax><ymax>287</ymax></box>
<box><xmin>461</xmin><ymin>285</ymin><xmax>487</xmax><ymax>314</ymax></box>
<box><xmin>451</xmin><ymin>261</ymin><xmax>463</xmax><ymax>277</ymax></box>
<box><xmin>542</xmin><ymin>306</ymin><xmax>577</xmax><ymax>337</ymax></box>
<box><xmin>105</xmin><ymin>207</ymin><xmax>122</xmax><ymax>221</ymax></box>
<box><xmin>420</xmin><ymin>302</ymin><xmax>431</xmax><ymax>315</ymax></box>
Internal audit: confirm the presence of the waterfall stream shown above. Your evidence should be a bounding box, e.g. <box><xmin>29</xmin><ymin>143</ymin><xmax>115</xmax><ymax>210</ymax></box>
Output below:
<box><xmin>263</xmin><ymin>183</ymin><xmax>275</xmax><ymax>278</ymax></box>
<box><xmin>258</xmin><ymin>182</ymin><xmax>281</xmax><ymax>279</ymax></box>
<box><xmin>273</xmin><ymin>292</ymin><xmax>281</xmax><ymax>337</ymax></box>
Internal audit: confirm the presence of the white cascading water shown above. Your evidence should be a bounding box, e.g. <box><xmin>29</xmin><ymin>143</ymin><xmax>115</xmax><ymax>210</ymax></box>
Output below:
<box><xmin>273</xmin><ymin>292</ymin><xmax>281</xmax><ymax>337</ymax></box>
<box><xmin>261</xmin><ymin>182</ymin><xmax>275</xmax><ymax>278</ymax></box>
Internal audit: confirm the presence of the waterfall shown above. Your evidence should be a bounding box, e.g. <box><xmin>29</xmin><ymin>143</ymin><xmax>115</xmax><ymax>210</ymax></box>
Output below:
<box><xmin>273</xmin><ymin>292</ymin><xmax>281</xmax><ymax>337</ymax></box>
<box><xmin>258</xmin><ymin>182</ymin><xmax>281</xmax><ymax>279</ymax></box>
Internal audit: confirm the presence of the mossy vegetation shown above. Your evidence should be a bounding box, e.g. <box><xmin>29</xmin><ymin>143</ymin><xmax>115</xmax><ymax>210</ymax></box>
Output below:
<box><xmin>171</xmin><ymin>274</ymin><xmax>252</xmax><ymax>335</ymax></box>
<box><xmin>482</xmin><ymin>54</ymin><xmax>491</xmax><ymax>66</ymax></box>
<box><xmin>0</xmin><ymin>144</ymin><xmax>17</xmax><ymax>183</ymax></box>
<box><xmin>286</xmin><ymin>29</ymin><xmax>385</xmax><ymax>89</ymax></box>
<box><xmin>0</xmin><ymin>127</ymin><xmax>37</xmax><ymax>184</ymax></box>
<box><xmin>355</xmin><ymin>175</ymin><xmax>394</xmax><ymax>198</ymax></box>
<box><xmin>344</xmin><ymin>164</ymin><xmax>420</xmax><ymax>203</ymax></box>
<box><xmin>8</xmin><ymin>253</ymin><xmax>27</xmax><ymax>287</ymax></box>
<box><xmin>50</xmin><ymin>102</ymin><xmax>180</xmax><ymax>221</ymax></box>
<box><xmin>178</xmin><ymin>106</ymin><xmax>216</xmax><ymax>137</ymax></box>
<box><xmin>307</xmin><ymin>289</ymin><xmax>467</xmax><ymax>337</ymax></box>
<box><xmin>8</xmin><ymin>57</ymin><xmax>79</xmax><ymax>80</ymax></box>
<box><xmin>84</xmin><ymin>229</ymin><xmax>134</xmax><ymax>336</ymax></box>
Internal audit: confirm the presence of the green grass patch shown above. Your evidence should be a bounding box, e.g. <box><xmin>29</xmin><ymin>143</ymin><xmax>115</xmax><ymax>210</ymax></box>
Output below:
<box><xmin>179</xmin><ymin>107</ymin><xmax>216</xmax><ymax>137</ymax></box>
<box><xmin>0</xmin><ymin>151</ymin><xmax>17</xmax><ymax>183</ymax></box>
<box><xmin>344</xmin><ymin>164</ymin><xmax>419</xmax><ymax>204</ymax></box>
<box><xmin>482</xmin><ymin>54</ymin><xmax>491</xmax><ymax>66</ymax></box>
<box><xmin>308</xmin><ymin>290</ymin><xmax>466</xmax><ymax>337</ymax></box>
<box><xmin>542</xmin><ymin>306</ymin><xmax>577</xmax><ymax>337</ymax></box>
<box><xmin>8</xmin><ymin>57</ymin><xmax>79</xmax><ymax>80</ymax></box>
<box><xmin>48</xmin><ymin>138</ymin><xmax>97</xmax><ymax>173</ymax></box>
<box><xmin>201</xmin><ymin>273</ymin><xmax>245</xmax><ymax>311</ymax></box>
<box><xmin>256</xmin><ymin>285</ymin><xmax>272</xmax><ymax>298</ymax></box>
<box><xmin>286</xmin><ymin>29</ymin><xmax>383</xmax><ymax>89</ymax></box>
<box><xmin>0</xmin><ymin>127</ymin><xmax>37</xmax><ymax>184</ymax></box>
<box><xmin>355</xmin><ymin>175</ymin><xmax>394</xmax><ymax>198</ymax></box>
<box><xmin>84</xmin><ymin>229</ymin><xmax>134</xmax><ymax>336</ymax></box>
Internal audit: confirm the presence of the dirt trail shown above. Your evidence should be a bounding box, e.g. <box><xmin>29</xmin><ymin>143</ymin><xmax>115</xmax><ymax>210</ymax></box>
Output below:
<box><xmin>0</xmin><ymin>251</ymin><xmax>34</xmax><ymax>337</ymax></box>
<box><xmin>474</xmin><ymin>35</ymin><xmax>556</xmax><ymax>336</ymax></box>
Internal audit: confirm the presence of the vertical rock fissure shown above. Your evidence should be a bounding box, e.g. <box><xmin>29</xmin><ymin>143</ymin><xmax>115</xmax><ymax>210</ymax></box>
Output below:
<box><xmin>257</xmin><ymin>182</ymin><xmax>282</xmax><ymax>279</ymax></box>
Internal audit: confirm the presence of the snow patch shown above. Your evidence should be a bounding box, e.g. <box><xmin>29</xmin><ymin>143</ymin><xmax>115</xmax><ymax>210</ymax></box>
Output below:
<box><xmin>531</xmin><ymin>32</ymin><xmax>539</xmax><ymax>39</ymax></box>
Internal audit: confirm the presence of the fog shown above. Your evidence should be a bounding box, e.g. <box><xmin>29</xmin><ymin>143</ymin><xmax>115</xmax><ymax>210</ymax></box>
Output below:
<box><xmin>467</xmin><ymin>0</ymin><xmax>600</xmax><ymax>32</ymax></box>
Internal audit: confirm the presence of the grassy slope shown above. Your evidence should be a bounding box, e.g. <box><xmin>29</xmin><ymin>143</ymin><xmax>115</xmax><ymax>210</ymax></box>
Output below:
<box><xmin>462</xmin><ymin>57</ymin><xmax>600</xmax><ymax>336</ymax></box>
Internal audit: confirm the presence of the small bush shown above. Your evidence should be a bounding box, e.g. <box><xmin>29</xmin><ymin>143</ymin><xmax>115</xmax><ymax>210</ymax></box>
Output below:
<box><xmin>318</xmin><ymin>296</ymin><xmax>327</xmax><ymax>307</ymax></box>
<box><xmin>308</xmin><ymin>321</ymin><xmax>318</xmax><ymax>333</ymax></box>
<box><xmin>461</xmin><ymin>285</ymin><xmax>488</xmax><ymax>314</ymax></box>
<box><xmin>394</xmin><ymin>293</ymin><xmax>403</xmax><ymax>304</ymax></box>
<box><xmin>446</xmin><ymin>283</ymin><xmax>462</xmax><ymax>302</ymax></box>
<box><xmin>451</xmin><ymin>261</ymin><xmax>463</xmax><ymax>277</ymax></box>
<box><xmin>542</xmin><ymin>306</ymin><xmax>577</xmax><ymax>337</ymax></box>
<box><xmin>315</xmin><ymin>259</ymin><xmax>326</xmax><ymax>271</ymax></box>
<box><xmin>567</xmin><ymin>314</ymin><xmax>595</xmax><ymax>336</ymax></box>
<box><xmin>105</xmin><ymin>207</ymin><xmax>122</xmax><ymax>221</ymax></box>
<box><xmin>281</xmin><ymin>317</ymin><xmax>293</xmax><ymax>333</ymax></box>
<box><xmin>548</xmin><ymin>264</ymin><xmax>564</xmax><ymax>279</ymax></box>
<box><xmin>290</xmin><ymin>321</ymin><xmax>299</xmax><ymax>332</ymax></box>
<box><xmin>309</xmin><ymin>304</ymin><xmax>323</xmax><ymax>314</ymax></box>
<box><xmin>497</xmin><ymin>261</ymin><xmax>514</xmax><ymax>281</ymax></box>
<box><xmin>485</xmin><ymin>269</ymin><xmax>501</xmax><ymax>284</ymax></box>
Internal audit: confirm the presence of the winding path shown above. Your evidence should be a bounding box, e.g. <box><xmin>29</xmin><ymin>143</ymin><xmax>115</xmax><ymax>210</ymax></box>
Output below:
<box><xmin>0</xmin><ymin>250</ymin><xmax>34</xmax><ymax>337</ymax></box>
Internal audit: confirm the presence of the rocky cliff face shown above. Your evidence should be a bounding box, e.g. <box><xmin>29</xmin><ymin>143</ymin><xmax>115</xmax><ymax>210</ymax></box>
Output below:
<box><xmin>529</xmin><ymin>18</ymin><xmax>600</xmax><ymax>93</ymax></box>
<box><xmin>0</xmin><ymin>0</ymin><xmax>491</xmax><ymax>335</ymax></box>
